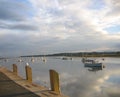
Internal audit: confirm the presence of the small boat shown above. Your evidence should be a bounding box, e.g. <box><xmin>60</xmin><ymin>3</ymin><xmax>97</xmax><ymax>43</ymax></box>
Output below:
<box><xmin>85</xmin><ymin>63</ymin><xmax>105</xmax><ymax>72</ymax></box>
<box><xmin>62</xmin><ymin>57</ymin><xmax>68</xmax><ymax>60</ymax></box>
<box><xmin>18</xmin><ymin>59</ymin><xmax>23</xmax><ymax>62</ymax></box>
<box><xmin>82</xmin><ymin>52</ymin><xmax>105</xmax><ymax>69</ymax></box>
<box><xmin>31</xmin><ymin>57</ymin><xmax>35</xmax><ymax>62</ymax></box>
<box><xmin>4</xmin><ymin>59</ymin><xmax>8</xmax><ymax>62</ymax></box>
<box><xmin>43</xmin><ymin>58</ymin><xmax>46</xmax><ymax>62</ymax></box>
<box><xmin>82</xmin><ymin>57</ymin><xmax>94</xmax><ymax>63</ymax></box>
<box><xmin>62</xmin><ymin>57</ymin><xmax>72</xmax><ymax>60</ymax></box>
<box><xmin>70</xmin><ymin>57</ymin><xmax>72</xmax><ymax>60</ymax></box>
<box><xmin>84</xmin><ymin>59</ymin><xmax>105</xmax><ymax>68</ymax></box>
<box><xmin>42</xmin><ymin>57</ymin><xmax>47</xmax><ymax>62</ymax></box>
<box><xmin>84</xmin><ymin>62</ymin><xmax>102</xmax><ymax>67</ymax></box>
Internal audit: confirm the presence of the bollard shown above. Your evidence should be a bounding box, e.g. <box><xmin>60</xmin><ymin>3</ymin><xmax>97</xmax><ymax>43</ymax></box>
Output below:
<box><xmin>13</xmin><ymin>64</ymin><xmax>18</xmax><ymax>75</ymax></box>
<box><xmin>49</xmin><ymin>69</ymin><xmax>60</xmax><ymax>94</ymax></box>
<box><xmin>25</xmin><ymin>63</ymin><xmax>32</xmax><ymax>83</ymax></box>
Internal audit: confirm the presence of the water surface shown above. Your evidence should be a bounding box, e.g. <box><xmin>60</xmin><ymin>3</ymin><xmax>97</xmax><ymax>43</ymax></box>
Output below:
<box><xmin>1</xmin><ymin>57</ymin><xmax>120</xmax><ymax>97</ymax></box>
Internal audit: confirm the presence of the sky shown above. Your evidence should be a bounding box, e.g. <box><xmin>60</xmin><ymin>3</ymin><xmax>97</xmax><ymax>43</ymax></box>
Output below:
<box><xmin>0</xmin><ymin>0</ymin><xmax>120</xmax><ymax>56</ymax></box>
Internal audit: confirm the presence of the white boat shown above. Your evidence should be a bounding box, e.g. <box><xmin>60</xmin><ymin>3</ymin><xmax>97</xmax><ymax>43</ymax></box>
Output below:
<box><xmin>18</xmin><ymin>59</ymin><xmax>23</xmax><ymax>62</ymax></box>
<box><xmin>82</xmin><ymin>57</ymin><xmax>94</xmax><ymax>63</ymax></box>
<box><xmin>31</xmin><ymin>57</ymin><xmax>35</xmax><ymax>62</ymax></box>
<box><xmin>42</xmin><ymin>57</ymin><xmax>47</xmax><ymax>62</ymax></box>
<box><xmin>85</xmin><ymin>63</ymin><xmax>105</xmax><ymax>72</ymax></box>
<box><xmin>82</xmin><ymin>52</ymin><xmax>105</xmax><ymax>68</ymax></box>
<box><xmin>83</xmin><ymin>58</ymin><xmax>103</xmax><ymax>67</ymax></box>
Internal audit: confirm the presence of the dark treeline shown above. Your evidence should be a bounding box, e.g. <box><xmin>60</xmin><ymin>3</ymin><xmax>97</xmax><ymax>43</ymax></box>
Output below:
<box><xmin>21</xmin><ymin>51</ymin><xmax>120</xmax><ymax>57</ymax></box>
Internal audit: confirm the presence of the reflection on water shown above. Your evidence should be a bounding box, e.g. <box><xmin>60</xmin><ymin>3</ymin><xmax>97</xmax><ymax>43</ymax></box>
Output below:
<box><xmin>0</xmin><ymin>57</ymin><xmax>120</xmax><ymax>97</ymax></box>
<box><xmin>86</xmin><ymin>66</ymin><xmax>103</xmax><ymax>72</ymax></box>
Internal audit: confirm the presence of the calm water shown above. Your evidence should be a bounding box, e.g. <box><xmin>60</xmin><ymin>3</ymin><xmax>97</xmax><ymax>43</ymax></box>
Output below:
<box><xmin>1</xmin><ymin>57</ymin><xmax>120</xmax><ymax>97</ymax></box>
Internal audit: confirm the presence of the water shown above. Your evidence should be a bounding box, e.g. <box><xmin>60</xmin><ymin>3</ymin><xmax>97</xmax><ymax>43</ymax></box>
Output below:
<box><xmin>0</xmin><ymin>57</ymin><xmax>120</xmax><ymax>97</ymax></box>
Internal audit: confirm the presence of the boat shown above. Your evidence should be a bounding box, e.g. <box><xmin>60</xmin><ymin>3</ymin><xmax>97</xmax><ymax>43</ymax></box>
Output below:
<box><xmin>31</xmin><ymin>57</ymin><xmax>35</xmax><ymax>62</ymax></box>
<box><xmin>82</xmin><ymin>57</ymin><xmax>94</xmax><ymax>63</ymax></box>
<box><xmin>62</xmin><ymin>57</ymin><xmax>72</xmax><ymax>60</ymax></box>
<box><xmin>4</xmin><ymin>59</ymin><xmax>8</xmax><ymax>62</ymax></box>
<box><xmin>84</xmin><ymin>58</ymin><xmax>105</xmax><ymax>68</ymax></box>
<box><xmin>85</xmin><ymin>62</ymin><xmax>105</xmax><ymax>72</ymax></box>
<box><xmin>42</xmin><ymin>57</ymin><xmax>47</xmax><ymax>62</ymax></box>
<box><xmin>84</xmin><ymin>62</ymin><xmax>102</xmax><ymax>67</ymax></box>
<box><xmin>62</xmin><ymin>57</ymin><xmax>68</xmax><ymax>60</ymax></box>
<box><xmin>18</xmin><ymin>59</ymin><xmax>23</xmax><ymax>62</ymax></box>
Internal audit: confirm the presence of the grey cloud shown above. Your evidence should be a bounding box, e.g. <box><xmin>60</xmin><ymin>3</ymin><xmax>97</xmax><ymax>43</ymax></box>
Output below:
<box><xmin>0</xmin><ymin>0</ymin><xmax>120</xmax><ymax>56</ymax></box>
<box><xmin>0</xmin><ymin>0</ymin><xmax>32</xmax><ymax>21</ymax></box>
<box><xmin>46</xmin><ymin>7</ymin><xmax>63</xmax><ymax>17</ymax></box>
<box><xmin>0</xmin><ymin>34</ymin><xmax>28</xmax><ymax>48</ymax></box>
<box><xmin>47</xmin><ymin>29</ymin><xmax>120</xmax><ymax>53</ymax></box>
<box><xmin>9</xmin><ymin>23</ymin><xmax>38</xmax><ymax>31</ymax></box>
<box><xmin>106</xmin><ymin>0</ymin><xmax>120</xmax><ymax>16</ymax></box>
<box><xmin>0</xmin><ymin>33</ymin><xmax>31</xmax><ymax>56</ymax></box>
<box><xmin>115</xmin><ymin>44</ymin><xmax>120</xmax><ymax>48</ymax></box>
<box><xmin>0</xmin><ymin>33</ymin><xmax>61</xmax><ymax>56</ymax></box>
<box><xmin>0</xmin><ymin>21</ymin><xmax>38</xmax><ymax>31</ymax></box>
<box><xmin>0</xmin><ymin>22</ymin><xmax>7</xmax><ymax>29</ymax></box>
<box><xmin>0</xmin><ymin>0</ymin><xmax>37</xmax><ymax>31</ymax></box>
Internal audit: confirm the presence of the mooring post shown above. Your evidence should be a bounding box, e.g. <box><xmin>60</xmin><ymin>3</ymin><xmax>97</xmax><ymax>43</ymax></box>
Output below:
<box><xmin>25</xmin><ymin>63</ymin><xmax>32</xmax><ymax>83</ymax></box>
<box><xmin>13</xmin><ymin>64</ymin><xmax>18</xmax><ymax>75</ymax></box>
<box><xmin>49</xmin><ymin>69</ymin><xmax>60</xmax><ymax>94</ymax></box>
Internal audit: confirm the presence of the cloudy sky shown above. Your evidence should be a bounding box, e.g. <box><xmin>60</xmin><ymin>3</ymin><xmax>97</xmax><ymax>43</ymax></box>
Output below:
<box><xmin>0</xmin><ymin>0</ymin><xmax>120</xmax><ymax>56</ymax></box>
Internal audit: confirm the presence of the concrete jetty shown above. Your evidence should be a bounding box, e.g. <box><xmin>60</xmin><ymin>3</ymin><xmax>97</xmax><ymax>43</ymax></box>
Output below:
<box><xmin>0</xmin><ymin>67</ymin><xmax>68</xmax><ymax>97</ymax></box>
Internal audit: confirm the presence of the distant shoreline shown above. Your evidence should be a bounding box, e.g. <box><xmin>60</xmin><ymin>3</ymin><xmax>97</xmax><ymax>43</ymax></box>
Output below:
<box><xmin>21</xmin><ymin>51</ymin><xmax>120</xmax><ymax>57</ymax></box>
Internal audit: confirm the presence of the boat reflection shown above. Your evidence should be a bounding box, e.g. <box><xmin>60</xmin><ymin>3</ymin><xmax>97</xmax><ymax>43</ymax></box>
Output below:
<box><xmin>84</xmin><ymin>65</ymin><xmax>105</xmax><ymax>72</ymax></box>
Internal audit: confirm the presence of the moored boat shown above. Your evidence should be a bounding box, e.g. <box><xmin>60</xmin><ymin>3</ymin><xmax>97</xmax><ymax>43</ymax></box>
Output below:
<box><xmin>82</xmin><ymin>57</ymin><xmax>95</xmax><ymax>63</ymax></box>
<box><xmin>84</xmin><ymin>62</ymin><xmax>102</xmax><ymax>67</ymax></box>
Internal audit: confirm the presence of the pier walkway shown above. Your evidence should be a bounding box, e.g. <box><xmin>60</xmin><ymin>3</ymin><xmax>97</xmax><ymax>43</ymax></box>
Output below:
<box><xmin>0</xmin><ymin>67</ymin><xmax>67</xmax><ymax>97</ymax></box>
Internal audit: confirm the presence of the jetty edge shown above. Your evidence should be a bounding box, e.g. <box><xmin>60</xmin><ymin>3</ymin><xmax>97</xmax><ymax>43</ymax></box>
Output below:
<box><xmin>0</xmin><ymin>66</ymin><xmax>68</xmax><ymax>97</ymax></box>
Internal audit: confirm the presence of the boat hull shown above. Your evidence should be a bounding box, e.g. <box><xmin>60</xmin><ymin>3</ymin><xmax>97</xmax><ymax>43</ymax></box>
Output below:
<box><xmin>84</xmin><ymin>63</ymin><xmax>102</xmax><ymax>67</ymax></box>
